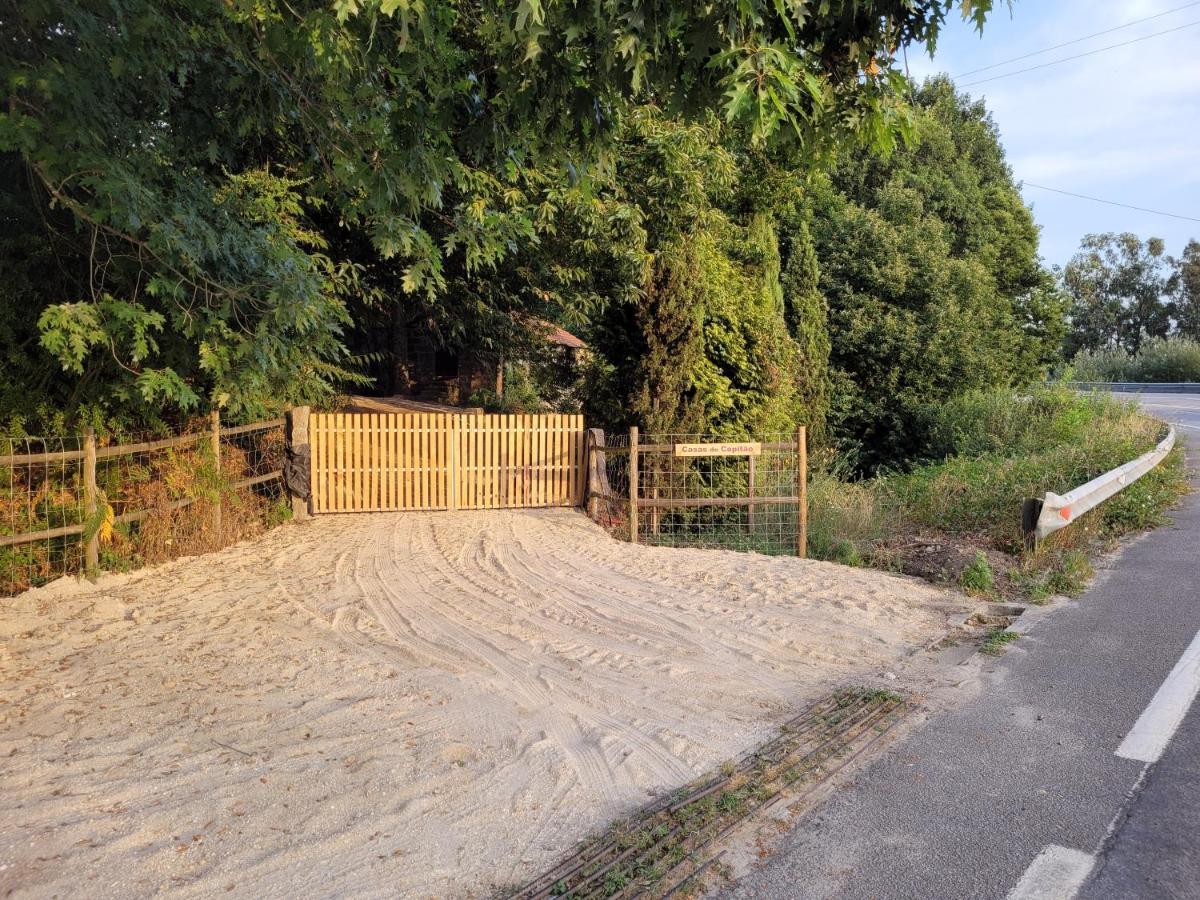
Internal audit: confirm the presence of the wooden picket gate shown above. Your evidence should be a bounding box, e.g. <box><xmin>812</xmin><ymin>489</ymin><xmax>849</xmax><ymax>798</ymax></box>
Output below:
<box><xmin>309</xmin><ymin>413</ymin><xmax>586</xmax><ymax>513</ymax></box>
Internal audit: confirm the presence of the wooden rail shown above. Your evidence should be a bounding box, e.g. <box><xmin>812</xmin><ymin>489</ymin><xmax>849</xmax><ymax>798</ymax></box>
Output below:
<box><xmin>599</xmin><ymin>426</ymin><xmax>809</xmax><ymax>556</ymax></box>
<box><xmin>0</xmin><ymin>416</ymin><xmax>284</xmax><ymax>551</ymax></box>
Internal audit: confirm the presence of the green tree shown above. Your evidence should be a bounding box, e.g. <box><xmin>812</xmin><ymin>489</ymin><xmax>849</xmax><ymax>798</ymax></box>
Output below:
<box><xmin>578</xmin><ymin>110</ymin><xmax>809</xmax><ymax>437</ymax></box>
<box><xmin>1</xmin><ymin>0</ymin><xmax>993</xmax><ymax>425</ymax></box>
<box><xmin>1063</xmin><ymin>233</ymin><xmax>1175</xmax><ymax>356</ymax></box>
<box><xmin>808</xmin><ymin>77</ymin><xmax>1061</xmax><ymax>470</ymax></box>
<box><xmin>1172</xmin><ymin>239</ymin><xmax>1200</xmax><ymax>340</ymax></box>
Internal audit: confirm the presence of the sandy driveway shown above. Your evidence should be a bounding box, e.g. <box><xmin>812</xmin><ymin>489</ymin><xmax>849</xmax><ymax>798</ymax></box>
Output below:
<box><xmin>0</xmin><ymin>509</ymin><xmax>966</xmax><ymax>898</ymax></box>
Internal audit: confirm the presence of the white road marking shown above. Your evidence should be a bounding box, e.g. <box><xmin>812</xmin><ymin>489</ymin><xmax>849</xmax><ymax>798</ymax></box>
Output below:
<box><xmin>1117</xmin><ymin>625</ymin><xmax>1200</xmax><ymax>763</ymax></box>
<box><xmin>1007</xmin><ymin>845</ymin><xmax>1096</xmax><ymax>900</ymax></box>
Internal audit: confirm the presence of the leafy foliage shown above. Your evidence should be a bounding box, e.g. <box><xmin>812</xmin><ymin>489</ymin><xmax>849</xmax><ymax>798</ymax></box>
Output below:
<box><xmin>809</xmin><ymin>77</ymin><xmax>1064</xmax><ymax>470</ymax></box>
<box><xmin>1063</xmin><ymin>233</ymin><xmax>1177</xmax><ymax>356</ymax></box>
<box><xmin>1</xmin><ymin>0</ymin><xmax>994</xmax><ymax>426</ymax></box>
<box><xmin>1070</xmin><ymin>336</ymin><xmax>1200</xmax><ymax>384</ymax></box>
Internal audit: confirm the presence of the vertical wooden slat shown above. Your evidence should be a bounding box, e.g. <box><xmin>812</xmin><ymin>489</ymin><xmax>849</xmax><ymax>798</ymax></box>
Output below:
<box><xmin>401</xmin><ymin>413</ymin><xmax>408</xmax><ymax>510</ymax></box>
<box><xmin>479</xmin><ymin>415</ymin><xmax>488</xmax><ymax>509</ymax></box>
<box><xmin>417</xmin><ymin>415</ymin><xmax>427</xmax><ymax>511</ymax></box>
<box><xmin>539</xmin><ymin>415</ymin><xmax>549</xmax><ymax>506</ymax></box>
<box><xmin>453</xmin><ymin>417</ymin><xmax>463</xmax><ymax>513</ymax></box>
<box><xmin>530</xmin><ymin>415</ymin><xmax>540</xmax><ymax>508</ymax></box>
<box><xmin>490</xmin><ymin>415</ymin><xmax>499</xmax><ymax>509</ymax></box>
<box><xmin>422</xmin><ymin>414</ymin><xmax>430</xmax><ymax>509</ymax></box>
<box><xmin>484</xmin><ymin>415</ymin><xmax>492</xmax><ymax>509</ymax></box>
<box><xmin>402</xmin><ymin>414</ymin><xmax>411</xmax><ymax>510</ymax></box>
<box><xmin>361</xmin><ymin>414</ymin><xmax>369</xmax><ymax>511</ymax></box>
<box><xmin>474</xmin><ymin>414</ymin><xmax>483</xmax><ymax>510</ymax></box>
<box><xmin>549</xmin><ymin>417</ymin><xmax>556</xmax><ymax>504</ymax></box>
<box><xmin>629</xmin><ymin>425</ymin><xmax>639</xmax><ymax>543</ymax></box>
<box><xmin>503</xmin><ymin>415</ymin><xmax>512</xmax><ymax>507</ymax></box>
<box><xmin>436</xmin><ymin>415</ymin><xmax>446</xmax><ymax>508</ymax></box>
<box><xmin>310</xmin><ymin>415</ymin><xmax>321</xmax><ymax>513</ymax></box>
<box><xmin>368</xmin><ymin>414</ymin><xmax>377</xmax><ymax>510</ymax></box>
<box><xmin>349</xmin><ymin>415</ymin><xmax>358</xmax><ymax>510</ymax></box>
<box><xmin>332</xmin><ymin>413</ymin><xmax>341</xmax><ymax>512</ymax></box>
<box><xmin>520</xmin><ymin>414</ymin><xmax>529</xmax><ymax>507</ymax></box>
<box><xmin>476</xmin><ymin>414</ymin><xmax>484</xmax><ymax>509</ymax></box>
<box><xmin>326</xmin><ymin>414</ymin><xmax>334</xmax><ymax>512</ymax></box>
<box><xmin>387</xmin><ymin>414</ymin><xmax>396</xmax><ymax>510</ymax></box>
<box><xmin>576</xmin><ymin>415</ymin><xmax>586</xmax><ymax>505</ymax></box>
<box><xmin>324</xmin><ymin>413</ymin><xmax>332</xmax><ymax>513</ymax></box>
<box><xmin>440</xmin><ymin>414</ymin><xmax>448</xmax><ymax>508</ymax></box>
<box><xmin>459</xmin><ymin>415</ymin><xmax>468</xmax><ymax>510</ymax></box>
<box><xmin>559</xmin><ymin>417</ymin><xmax>568</xmax><ymax>504</ymax></box>
<box><xmin>554</xmin><ymin>416</ymin><xmax>562</xmax><ymax>505</ymax></box>
<box><xmin>492</xmin><ymin>415</ymin><xmax>501</xmax><ymax>509</ymax></box>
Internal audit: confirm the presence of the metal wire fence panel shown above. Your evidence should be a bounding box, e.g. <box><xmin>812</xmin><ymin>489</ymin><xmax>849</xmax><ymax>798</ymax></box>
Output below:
<box><xmin>0</xmin><ymin>434</ymin><xmax>87</xmax><ymax>595</ymax></box>
<box><xmin>588</xmin><ymin>430</ymin><xmax>805</xmax><ymax>556</ymax></box>
<box><xmin>1</xmin><ymin>419</ymin><xmax>287</xmax><ymax>596</ymax></box>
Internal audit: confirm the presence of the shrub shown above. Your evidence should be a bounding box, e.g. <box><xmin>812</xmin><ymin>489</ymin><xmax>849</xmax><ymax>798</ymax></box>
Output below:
<box><xmin>1071</xmin><ymin>337</ymin><xmax>1200</xmax><ymax>384</ymax></box>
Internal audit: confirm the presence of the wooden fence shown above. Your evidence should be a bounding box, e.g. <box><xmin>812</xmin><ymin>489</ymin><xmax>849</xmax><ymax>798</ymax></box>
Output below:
<box><xmin>1</xmin><ymin>415</ymin><xmax>285</xmax><ymax>593</ymax></box>
<box><xmin>309</xmin><ymin>413</ymin><xmax>586</xmax><ymax>513</ymax></box>
<box><xmin>587</xmin><ymin>426</ymin><xmax>808</xmax><ymax>557</ymax></box>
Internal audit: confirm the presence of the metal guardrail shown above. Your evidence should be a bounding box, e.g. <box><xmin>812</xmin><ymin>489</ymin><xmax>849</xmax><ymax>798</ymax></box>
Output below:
<box><xmin>1064</xmin><ymin>381</ymin><xmax>1200</xmax><ymax>394</ymax></box>
<box><xmin>1026</xmin><ymin>428</ymin><xmax>1177</xmax><ymax>541</ymax></box>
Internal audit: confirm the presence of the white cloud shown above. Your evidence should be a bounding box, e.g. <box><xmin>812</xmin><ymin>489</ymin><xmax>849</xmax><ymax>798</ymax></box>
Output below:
<box><xmin>906</xmin><ymin>1</ymin><xmax>1200</xmax><ymax>265</ymax></box>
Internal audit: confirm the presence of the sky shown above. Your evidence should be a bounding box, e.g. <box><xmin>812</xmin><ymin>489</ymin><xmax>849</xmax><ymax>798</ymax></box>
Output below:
<box><xmin>905</xmin><ymin>0</ymin><xmax>1200</xmax><ymax>269</ymax></box>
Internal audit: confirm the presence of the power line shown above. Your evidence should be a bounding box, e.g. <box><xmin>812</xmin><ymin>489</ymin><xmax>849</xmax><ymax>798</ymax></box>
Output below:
<box><xmin>1021</xmin><ymin>181</ymin><xmax>1200</xmax><ymax>224</ymax></box>
<box><xmin>953</xmin><ymin>0</ymin><xmax>1200</xmax><ymax>78</ymax></box>
<box><xmin>958</xmin><ymin>19</ymin><xmax>1200</xmax><ymax>87</ymax></box>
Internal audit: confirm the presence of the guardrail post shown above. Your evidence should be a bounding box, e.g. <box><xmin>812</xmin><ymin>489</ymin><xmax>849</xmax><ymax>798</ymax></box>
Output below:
<box><xmin>628</xmin><ymin>426</ymin><xmax>639</xmax><ymax>544</ymax></box>
<box><xmin>1021</xmin><ymin>498</ymin><xmax>1042</xmax><ymax>552</ymax></box>
<box><xmin>83</xmin><ymin>427</ymin><xmax>99</xmax><ymax>575</ymax></box>
<box><xmin>210</xmin><ymin>409</ymin><xmax>222</xmax><ymax>540</ymax></box>
<box><xmin>796</xmin><ymin>425</ymin><xmax>807</xmax><ymax>559</ymax></box>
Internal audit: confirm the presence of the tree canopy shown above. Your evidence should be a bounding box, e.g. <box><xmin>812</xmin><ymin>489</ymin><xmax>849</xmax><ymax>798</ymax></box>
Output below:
<box><xmin>805</xmin><ymin>77</ymin><xmax>1064</xmax><ymax>469</ymax></box>
<box><xmin>1062</xmin><ymin>233</ymin><xmax>1177</xmax><ymax>357</ymax></box>
<box><xmin>1</xmin><ymin>0</ymin><xmax>993</xmax><ymax>427</ymax></box>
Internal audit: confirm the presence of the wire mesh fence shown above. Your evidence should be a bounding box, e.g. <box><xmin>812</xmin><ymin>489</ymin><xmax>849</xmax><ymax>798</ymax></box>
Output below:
<box><xmin>588</xmin><ymin>429</ymin><xmax>806</xmax><ymax>556</ymax></box>
<box><xmin>0</xmin><ymin>434</ymin><xmax>88</xmax><ymax>596</ymax></box>
<box><xmin>1</xmin><ymin>417</ymin><xmax>288</xmax><ymax>596</ymax></box>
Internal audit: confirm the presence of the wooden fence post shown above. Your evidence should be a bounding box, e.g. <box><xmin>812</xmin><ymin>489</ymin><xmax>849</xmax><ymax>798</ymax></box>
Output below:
<box><xmin>796</xmin><ymin>425</ymin><xmax>807</xmax><ymax>559</ymax></box>
<box><xmin>210</xmin><ymin>409</ymin><xmax>222</xmax><ymax>540</ymax></box>
<box><xmin>83</xmin><ymin>427</ymin><xmax>99</xmax><ymax>574</ymax></box>
<box><xmin>286</xmin><ymin>406</ymin><xmax>311</xmax><ymax>520</ymax></box>
<box><xmin>628</xmin><ymin>425</ymin><xmax>639</xmax><ymax>544</ymax></box>
<box><xmin>747</xmin><ymin>454</ymin><xmax>757</xmax><ymax>531</ymax></box>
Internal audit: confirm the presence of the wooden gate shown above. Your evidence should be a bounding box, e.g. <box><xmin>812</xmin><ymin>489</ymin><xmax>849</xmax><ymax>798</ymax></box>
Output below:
<box><xmin>309</xmin><ymin>413</ymin><xmax>585</xmax><ymax>513</ymax></box>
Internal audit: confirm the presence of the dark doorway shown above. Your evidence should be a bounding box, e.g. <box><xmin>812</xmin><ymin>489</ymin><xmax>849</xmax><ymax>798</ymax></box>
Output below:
<box><xmin>434</xmin><ymin>349</ymin><xmax>459</xmax><ymax>379</ymax></box>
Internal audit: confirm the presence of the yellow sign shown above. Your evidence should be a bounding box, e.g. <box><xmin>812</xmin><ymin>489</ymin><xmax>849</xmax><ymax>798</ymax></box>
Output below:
<box><xmin>674</xmin><ymin>441</ymin><xmax>761</xmax><ymax>457</ymax></box>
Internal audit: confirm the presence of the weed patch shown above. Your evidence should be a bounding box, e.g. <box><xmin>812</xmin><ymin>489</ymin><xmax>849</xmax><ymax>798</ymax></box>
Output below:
<box><xmin>980</xmin><ymin>628</ymin><xmax>1018</xmax><ymax>656</ymax></box>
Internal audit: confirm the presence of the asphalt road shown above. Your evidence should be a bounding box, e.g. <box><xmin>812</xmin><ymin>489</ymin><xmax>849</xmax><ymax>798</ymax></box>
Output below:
<box><xmin>722</xmin><ymin>402</ymin><xmax>1200</xmax><ymax>900</ymax></box>
<box><xmin>1136</xmin><ymin>391</ymin><xmax>1200</xmax><ymax>436</ymax></box>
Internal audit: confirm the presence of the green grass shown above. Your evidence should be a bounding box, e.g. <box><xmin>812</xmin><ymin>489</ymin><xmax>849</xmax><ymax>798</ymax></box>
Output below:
<box><xmin>960</xmin><ymin>551</ymin><xmax>995</xmax><ymax>596</ymax></box>
<box><xmin>980</xmin><ymin>628</ymin><xmax>1018</xmax><ymax>656</ymax></box>
<box><xmin>806</xmin><ymin>385</ymin><xmax>1189</xmax><ymax>601</ymax></box>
